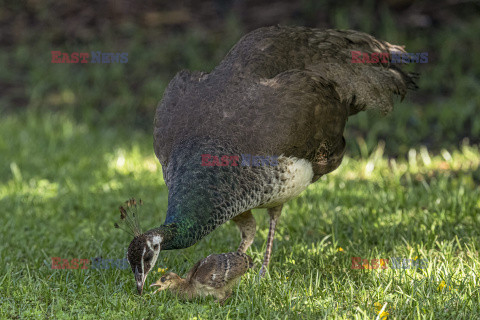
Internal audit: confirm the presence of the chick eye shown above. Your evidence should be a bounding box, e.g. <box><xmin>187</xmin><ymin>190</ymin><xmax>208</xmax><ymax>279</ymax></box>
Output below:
<box><xmin>161</xmin><ymin>277</ymin><xmax>166</xmax><ymax>283</ymax></box>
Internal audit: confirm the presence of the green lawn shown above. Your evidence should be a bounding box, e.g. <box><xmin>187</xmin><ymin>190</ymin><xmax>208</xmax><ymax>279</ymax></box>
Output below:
<box><xmin>1</xmin><ymin>2</ymin><xmax>480</xmax><ymax>318</ymax></box>
<box><xmin>1</xmin><ymin>111</ymin><xmax>479</xmax><ymax>319</ymax></box>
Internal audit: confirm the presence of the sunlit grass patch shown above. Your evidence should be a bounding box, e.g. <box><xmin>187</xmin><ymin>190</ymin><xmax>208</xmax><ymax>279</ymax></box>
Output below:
<box><xmin>0</xmin><ymin>111</ymin><xmax>479</xmax><ymax>319</ymax></box>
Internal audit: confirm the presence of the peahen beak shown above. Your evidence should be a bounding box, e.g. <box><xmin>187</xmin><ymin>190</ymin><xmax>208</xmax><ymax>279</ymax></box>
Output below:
<box><xmin>135</xmin><ymin>266</ymin><xmax>145</xmax><ymax>295</ymax></box>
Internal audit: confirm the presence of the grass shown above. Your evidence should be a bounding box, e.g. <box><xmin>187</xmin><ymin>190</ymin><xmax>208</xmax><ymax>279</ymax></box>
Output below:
<box><xmin>0</xmin><ymin>111</ymin><xmax>479</xmax><ymax>319</ymax></box>
<box><xmin>1</xmin><ymin>2</ymin><xmax>480</xmax><ymax>318</ymax></box>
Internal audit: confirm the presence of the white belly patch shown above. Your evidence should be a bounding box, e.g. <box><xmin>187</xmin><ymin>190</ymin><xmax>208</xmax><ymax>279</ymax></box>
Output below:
<box><xmin>257</xmin><ymin>156</ymin><xmax>314</xmax><ymax>208</ymax></box>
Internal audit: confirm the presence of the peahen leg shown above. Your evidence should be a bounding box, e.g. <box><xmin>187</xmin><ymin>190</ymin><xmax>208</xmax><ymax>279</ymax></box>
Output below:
<box><xmin>259</xmin><ymin>205</ymin><xmax>283</xmax><ymax>277</ymax></box>
<box><xmin>232</xmin><ymin>210</ymin><xmax>257</xmax><ymax>253</ymax></box>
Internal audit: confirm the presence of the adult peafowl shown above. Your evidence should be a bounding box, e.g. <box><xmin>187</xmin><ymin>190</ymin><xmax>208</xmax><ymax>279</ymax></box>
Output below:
<box><xmin>121</xmin><ymin>26</ymin><xmax>417</xmax><ymax>294</ymax></box>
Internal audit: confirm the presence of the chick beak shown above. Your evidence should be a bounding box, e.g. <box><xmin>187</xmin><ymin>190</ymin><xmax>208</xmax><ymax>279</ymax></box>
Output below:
<box><xmin>135</xmin><ymin>266</ymin><xmax>145</xmax><ymax>295</ymax></box>
<box><xmin>149</xmin><ymin>281</ymin><xmax>161</xmax><ymax>294</ymax></box>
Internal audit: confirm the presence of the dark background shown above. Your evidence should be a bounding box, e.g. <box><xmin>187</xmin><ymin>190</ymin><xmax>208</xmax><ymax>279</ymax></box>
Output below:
<box><xmin>1</xmin><ymin>0</ymin><xmax>479</xmax><ymax>155</ymax></box>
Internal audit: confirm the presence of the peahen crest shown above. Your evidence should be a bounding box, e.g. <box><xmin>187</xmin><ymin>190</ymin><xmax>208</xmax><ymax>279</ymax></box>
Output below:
<box><xmin>114</xmin><ymin>198</ymin><xmax>143</xmax><ymax>237</ymax></box>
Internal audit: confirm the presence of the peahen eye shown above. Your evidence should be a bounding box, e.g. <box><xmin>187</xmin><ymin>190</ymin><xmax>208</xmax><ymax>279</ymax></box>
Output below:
<box><xmin>144</xmin><ymin>252</ymin><xmax>153</xmax><ymax>262</ymax></box>
<box><xmin>153</xmin><ymin>244</ymin><xmax>159</xmax><ymax>250</ymax></box>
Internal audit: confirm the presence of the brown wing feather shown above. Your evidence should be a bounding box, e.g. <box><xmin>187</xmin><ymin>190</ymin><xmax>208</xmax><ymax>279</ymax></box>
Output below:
<box><xmin>154</xmin><ymin>67</ymin><xmax>347</xmax><ymax>180</ymax></box>
<box><xmin>154</xmin><ymin>26</ymin><xmax>416</xmax><ymax>182</ymax></box>
<box><xmin>186</xmin><ymin>253</ymin><xmax>252</xmax><ymax>289</ymax></box>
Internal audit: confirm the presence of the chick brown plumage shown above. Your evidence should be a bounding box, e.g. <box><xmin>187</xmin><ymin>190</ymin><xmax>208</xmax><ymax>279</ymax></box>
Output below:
<box><xmin>150</xmin><ymin>252</ymin><xmax>253</xmax><ymax>304</ymax></box>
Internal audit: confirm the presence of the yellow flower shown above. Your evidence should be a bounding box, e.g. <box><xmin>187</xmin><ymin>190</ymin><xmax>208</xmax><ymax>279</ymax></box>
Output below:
<box><xmin>374</xmin><ymin>302</ymin><xmax>389</xmax><ymax>319</ymax></box>
<box><xmin>438</xmin><ymin>280</ymin><xmax>445</xmax><ymax>290</ymax></box>
<box><xmin>338</xmin><ymin>247</ymin><xmax>344</xmax><ymax>252</ymax></box>
<box><xmin>438</xmin><ymin>280</ymin><xmax>452</xmax><ymax>291</ymax></box>
<box><xmin>157</xmin><ymin>267</ymin><xmax>168</xmax><ymax>274</ymax></box>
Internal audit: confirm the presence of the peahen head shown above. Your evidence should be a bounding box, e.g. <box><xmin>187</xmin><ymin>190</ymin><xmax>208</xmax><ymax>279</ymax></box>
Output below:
<box><xmin>126</xmin><ymin>232</ymin><xmax>162</xmax><ymax>295</ymax></box>
<box><xmin>115</xmin><ymin>199</ymin><xmax>163</xmax><ymax>295</ymax></box>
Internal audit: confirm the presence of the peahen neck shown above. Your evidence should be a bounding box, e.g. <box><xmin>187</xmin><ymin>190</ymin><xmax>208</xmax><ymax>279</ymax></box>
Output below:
<box><xmin>148</xmin><ymin>137</ymin><xmax>267</xmax><ymax>250</ymax></box>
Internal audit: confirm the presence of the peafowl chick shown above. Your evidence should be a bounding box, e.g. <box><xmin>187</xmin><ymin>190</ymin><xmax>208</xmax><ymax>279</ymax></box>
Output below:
<box><xmin>150</xmin><ymin>252</ymin><xmax>253</xmax><ymax>304</ymax></box>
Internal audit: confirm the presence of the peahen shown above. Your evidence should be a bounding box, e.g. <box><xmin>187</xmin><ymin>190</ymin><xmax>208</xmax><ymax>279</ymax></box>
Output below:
<box><xmin>122</xmin><ymin>26</ymin><xmax>417</xmax><ymax>294</ymax></box>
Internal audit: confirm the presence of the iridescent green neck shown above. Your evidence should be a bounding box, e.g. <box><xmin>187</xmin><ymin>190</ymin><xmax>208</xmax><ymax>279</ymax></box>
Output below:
<box><xmin>157</xmin><ymin>184</ymin><xmax>219</xmax><ymax>250</ymax></box>
<box><xmin>149</xmin><ymin>137</ymin><xmax>269</xmax><ymax>250</ymax></box>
